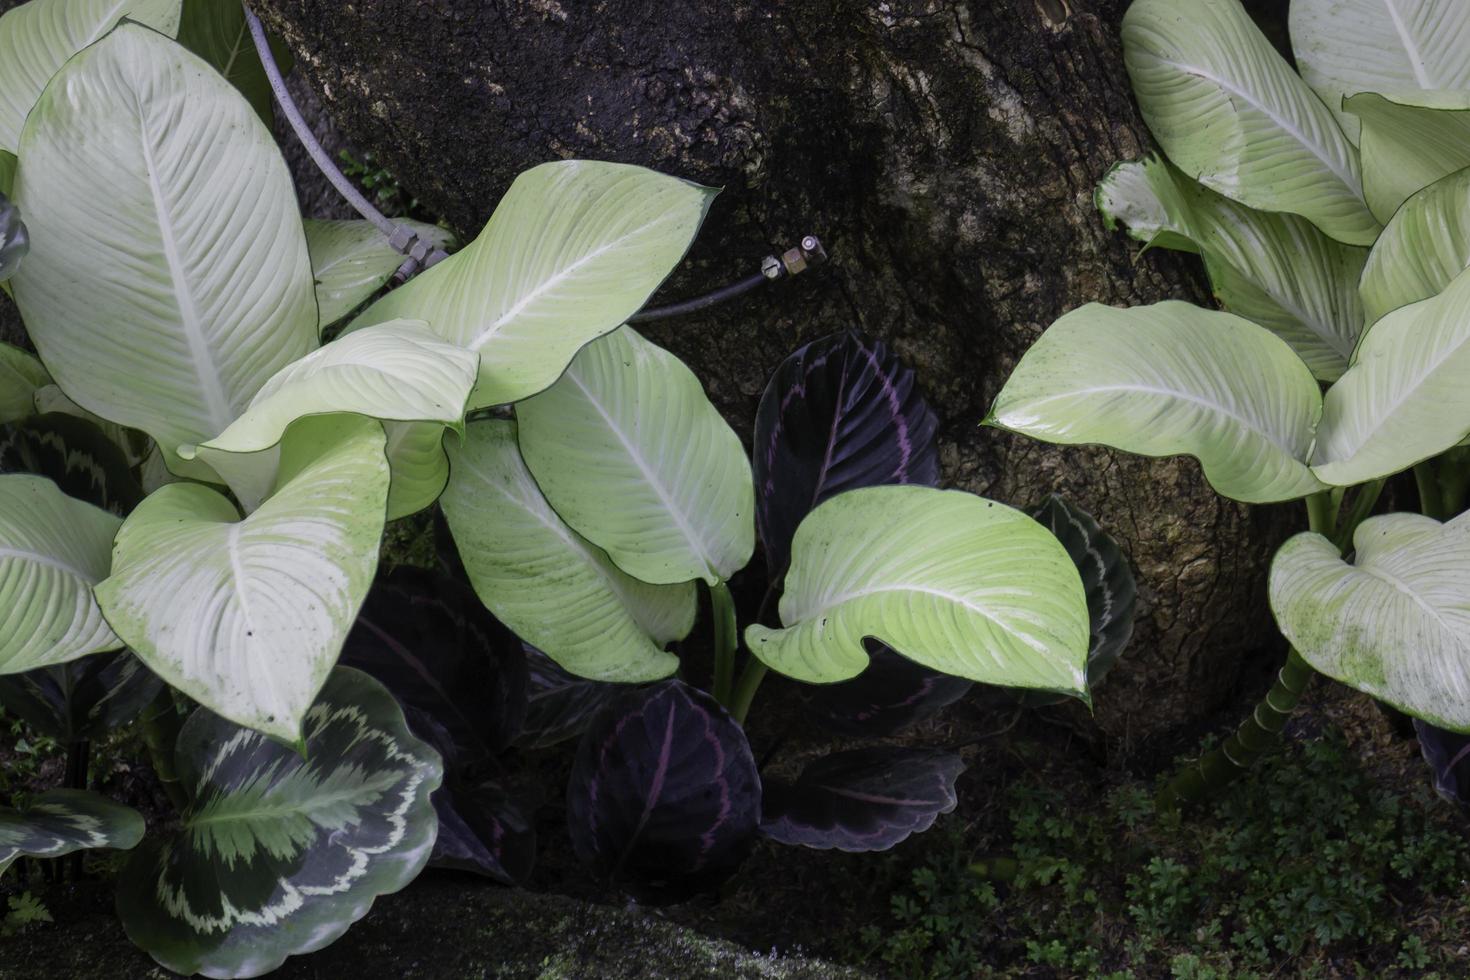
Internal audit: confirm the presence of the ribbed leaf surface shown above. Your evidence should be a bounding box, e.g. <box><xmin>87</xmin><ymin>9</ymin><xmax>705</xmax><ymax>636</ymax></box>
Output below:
<box><xmin>0</xmin><ymin>342</ymin><xmax>47</xmax><ymax>425</ymax></box>
<box><xmin>383</xmin><ymin>420</ymin><xmax>450</xmax><ymax>520</ymax></box>
<box><xmin>304</xmin><ymin>219</ymin><xmax>455</xmax><ymax>329</ymax></box>
<box><xmin>1361</xmin><ymin>167</ymin><xmax>1470</xmax><ymax>324</ymax></box>
<box><xmin>0</xmin><ymin>789</ymin><xmax>143</xmax><ymax>876</ymax></box>
<box><xmin>1346</xmin><ymin>91</ymin><xmax>1470</xmax><ymax>222</ymax></box>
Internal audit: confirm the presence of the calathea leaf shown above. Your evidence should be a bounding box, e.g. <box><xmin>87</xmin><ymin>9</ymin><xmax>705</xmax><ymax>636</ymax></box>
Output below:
<box><xmin>0</xmin><ymin>188</ymin><xmax>26</xmax><ymax>282</ymax></box>
<box><xmin>347</xmin><ymin>160</ymin><xmax>716</xmax><ymax>409</ymax></box>
<box><xmin>0</xmin><ymin>475</ymin><xmax>122</xmax><ymax>675</ymax></box>
<box><xmin>1414</xmin><ymin>719</ymin><xmax>1470</xmax><ymax>811</ymax></box>
<box><xmin>517</xmin><ymin>326</ymin><xmax>754</xmax><ymax>586</ymax></box>
<box><xmin>567</xmin><ymin>680</ymin><xmax>760</xmax><ymax>903</ymax></box>
<box><xmin>1121</xmin><ymin>0</ymin><xmax>1377</xmax><ymax>245</ymax></box>
<box><xmin>760</xmin><ymin>747</ymin><xmax>964</xmax><ymax>852</ymax></box>
<box><xmin>1346</xmin><ymin>91</ymin><xmax>1470</xmax><ymax>223</ymax></box>
<box><xmin>431</xmin><ymin>777</ymin><xmax>536</xmax><ymax>885</ymax></box>
<box><xmin>0</xmin><ymin>789</ymin><xmax>144</xmax><ymax>876</ymax></box>
<box><xmin>115</xmin><ymin>667</ymin><xmax>443</xmax><ymax>979</ymax></box>
<box><xmin>31</xmin><ymin>384</ymin><xmax>150</xmax><ymax>469</ymax></box>
<box><xmin>176</xmin><ymin>0</ymin><xmax>291</xmax><ymax>123</ymax></box>
<box><xmin>803</xmin><ymin>642</ymin><xmax>972</xmax><ymax>737</ymax></box>
<box><xmin>96</xmin><ymin>416</ymin><xmax>389</xmax><ymax>743</ymax></box>
<box><xmin>305</xmin><ymin>219</ymin><xmax>457</xmax><ymax>330</ymax></box>
<box><xmin>11</xmin><ymin>23</ymin><xmax>318</xmax><ymax>481</ymax></box>
<box><xmin>0</xmin><ymin>412</ymin><xmax>145</xmax><ymax>515</ymax></box>
<box><xmin>752</xmin><ymin>330</ymin><xmax>940</xmax><ymax>579</ymax></box>
<box><xmin>0</xmin><ymin>341</ymin><xmax>48</xmax><ymax>425</ymax></box>
<box><xmin>987</xmin><ymin>301</ymin><xmax>1327</xmax><ymax>503</ymax></box>
<box><xmin>746</xmin><ymin>485</ymin><xmax>1090</xmax><ymax>694</ymax></box>
<box><xmin>1360</xmin><ymin>166</ymin><xmax>1470</xmax><ymax>325</ymax></box>
<box><xmin>441</xmin><ymin>420</ymin><xmax>693</xmax><ymax>683</ymax></box>
<box><xmin>0</xmin><ymin>651</ymin><xmax>162</xmax><ymax>743</ymax></box>
<box><xmin>516</xmin><ymin>644</ymin><xmax>620</xmax><ymax>750</ymax></box>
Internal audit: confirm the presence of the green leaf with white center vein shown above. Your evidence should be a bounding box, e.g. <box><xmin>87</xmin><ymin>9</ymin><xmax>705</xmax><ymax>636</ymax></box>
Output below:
<box><xmin>442</xmin><ymin>420</ymin><xmax>692</xmax><ymax>682</ymax></box>
<box><xmin>1121</xmin><ymin>0</ymin><xmax>1378</xmax><ymax>245</ymax></box>
<box><xmin>745</xmin><ymin>486</ymin><xmax>1090</xmax><ymax>693</ymax></box>
<box><xmin>1271</xmin><ymin>512</ymin><xmax>1470</xmax><ymax>731</ymax></box>
<box><xmin>1097</xmin><ymin>156</ymin><xmax>1368</xmax><ymax>380</ymax></box>
<box><xmin>0</xmin><ymin>0</ymin><xmax>181</xmax><ymax>153</ymax></box>
<box><xmin>1346</xmin><ymin>91</ymin><xmax>1470</xmax><ymax>223</ymax></box>
<box><xmin>517</xmin><ymin>327</ymin><xmax>754</xmax><ymax>586</ymax></box>
<box><xmin>96</xmin><ymin>416</ymin><xmax>389</xmax><ymax>742</ymax></box>
<box><xmin>0</xmin><ymin>342</ymin><xmax>49</xmax><ymax>425</ymax></box>
<box><xmin>0</xmin><ymin>789</ymin><xmax>144</xmax><ymax>877</ymax></box>
<box><xmin>305</xmin><ymin>219</ymin><xmax>456</xmax><ymax>331</ymax></box>
<box><xmin>346</xmin><ymin>160</ymin><xmax>717</xmax><ymax>409</ymax></box>
<box><xmin>116</xmin><ymin>667</ymin><xmax>442</xmax><ymax>979</ymax></box>
<box><xmin>10</xmin><ymin>24</ymin><xmax>317</xmax><ymax>483</ymax></box>
<box><xmin>0</xmin><ymin>475</ymin><xmax>122</xmax><ymax>675</ymax></box>
<box><xmin>1290</xmin><ymin>0</ymin><xmax>1470</xmax><ymax>144</ymax></box>
<box><xmin>987</xmin><ymin>301</ymin><xmax>1327</xmax><ymax>503</ymax></box>
<box><xmin>1361</xmin><ymin>166</ymin><xmax>1470</xmax><ymax>324</ymax></box>
<box><xmin>1313</xmin><ymin>263</ymin><xmax>1470</xmax><ymax>485</ymax></box>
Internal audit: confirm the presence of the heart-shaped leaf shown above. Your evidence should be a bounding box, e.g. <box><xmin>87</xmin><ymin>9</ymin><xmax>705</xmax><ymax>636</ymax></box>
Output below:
<box><xmin>516</xmin><ymin>644</ymin><xmax>620</xmax><ymax>750</ymax></box>
<box><xmin>96</xmin><ymin>416</ymin><xmax>389</xmax><ymax>742</ymax></box>
<box><xmin>1414</xmin><ymin>719</ymin><xmax>1470</xmax><ymax>811</ymax></box>
<box><xmin>0</xmin><ymin>789</ymin><xmax>144</xmax><ymax>876</ymax></box>
<box><xmin>0</xmin><ymin>651</ymin><xmax>161</xmax><ymax>743</ymax></box>
<box><xmin>988</xmin><ymin>301</ymin><xmax>1327</xmax><ymax>503</ymax></box>
<box><xmin>803</xmin><ymin>642</ymin><xmax>972</xmax><ymax>737</ymax></box>
<box><xmin>1121</xmin><ymin>0</ymin><xmax>1377</xmax><ymax>245</ymax></box>
<box><xmin>441</xmin><ymin>420</ymin><xmax>692</xmax><ymax>683</ymax></box>
<box><xmin>304</xmin><ymin>219</ymin><xmax>456</xmax><ymax>330</ymax></box>
<box><xmin>0</xmin><ymin>342</ymin><xmax>48</xmax><ymax>425</ymax></box>
<box><xmin>753</xmin><ymin>331</ymin><xmax>939</xmax><ymax>579</ymax></box>
<box><xmin>567</xmin><ymin>680</ymin><xmax>760</xmax><ymax>903</ymax></box>
<box><xmin>517</xmin><ymin>326</ymin><xmax>754</xmax><ymax>586</ymax></box>
<box><xmin>1360</xmin><ymin>166</ymin><xmax>1470</xmax><ymax>325</ymax></box>
<box><xmin>116</xmin><ymin>667</ymin><xmax>443</xmax><ymax>979</ymax></box>
<box><xmin>348</xmin><ymin>160</ymin><xmax>716</xmax><ymax>409</ymax></box>
<box><xmin>1346</xmin><ymin>91</ymin><xmax>1470</xmax><ymax>223</ymax></box>
<box><xmin>760</xmin><ymin>747</ymin><xmax>964</xmax><ymax>852</ymax></box>
<box><xmin>0</xmin><ymin>412</ymin><xmax>144</xmax><ymax>515</ymax></box>
<box><xmin>431</xmin><ymin>777</ymin><xmax>536</xmax><ymax>884</ymax></box>
<box><xmin>746</xmin><ymin>485</ymin><xmax>1090</xmax><ymax>693</ymax></box>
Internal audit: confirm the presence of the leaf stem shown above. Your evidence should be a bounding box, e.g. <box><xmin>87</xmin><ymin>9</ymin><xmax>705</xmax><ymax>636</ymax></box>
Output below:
<box><xmin>729</xmin><ymin>658</ymin><xmax>768</xmax><ymax>725</ymax></box>
<box><xmin>709</xmin><ymin>581</ymin><xmax>738</xmax><ymax>705</ymax></box>
<box><xmin>1415</xmin><ymin>461</ymin><xmax>1444</xmax><ymax>520</ymax></box>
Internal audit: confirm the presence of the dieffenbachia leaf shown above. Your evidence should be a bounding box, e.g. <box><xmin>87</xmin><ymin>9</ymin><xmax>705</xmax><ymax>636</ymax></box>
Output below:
<box><xmin>1121</xmin><ymin>0</ymin><xmax>1377</xmax><ymax>245</ymax></box>
<box><xmin>176</xmin><ymin>0</ymin><xmax>288</xmax><ymax>122</ymax></box>
<box><xmin>752</xmin><ymin>331</ymin><xmax>940</xmax><ymax>579</ymax></box>
<box><xmin>11</xmin><ymin>23</ymin><xmax>317</xmax><ymax>480</ymax></box>
<box><xmin>803</xmin><ymin>641</ymin><xmax>972</xmax><ymax>737</ymax></box>
<box><xmin>0</xmin><ymin>412</ymin><xmax>144</xmax><ymax>515</ymax></box>
<box><xmin>1289</xmin><ymin>0</ymin><xmax>1470</xmax><ymax>143</ymax></box>
<box><xmin>0</xmin><ymin>789</ymin><xmax>144</xmax><ymax>876</ymax></box>
<box><xmin>0</xmin><ymin>475</ymin><xmax>122</xmax><ymax>675</ymax></box>
<box><xmin>1360</xmin><ymin>166</ymin><xmax>1470</xmax><ymax>325</ymax></box>
<box><xmin>1096</xmin><ymin>156</ymin><xmax>1368</xmax><ymax>380</ymax></box>
<box><xmin>1414</xmin><ymin>719</ymin><xmax>1470</xmax><ymax>810</ymax></box>
<box><xmin>1346</xmin><ymin>91</ymin><xmax>1470</xmax><ymax>223</ymax></box>
<box><xmin>567</xmin><ymin>680</ymin><xmax>759</xmax><ymax>904</ymax></box>
<box><xmin>746</xmin><ymin>485</ymin><xmax>1090</xmax><ymax>693</ymax></box>
<box><xmin>441</xmin><ymin>420</ymin><xmax>693</xmax><ymax>683</ymax></box>
<box><xmin>1270</xmin><ymin>512</ymin><xmax>1470</xmax><ymax>731</ymax></box>
<box><xmin>431</xmin><ymin>778</ymin><xmax>536</xmax><ymax>885</ymax></box>
<box><xmin>0</xmin><ymin>342</ymin><xmax>48</xmax><ymax>425</ymax></box>
<box><xmin>305</xmin><ymin>219</ymin><xmax>456</xmax><ymax>330</ymax></box>
<box><xmin>515</xmin><ymin>644</ymin><xmax>620</xmax><ymax>750</ymax></box>
<box><xmin>987</xmin><ymin>301</ymin><xmax>1327</xmax><ymax>503</ymax></box>
<box><xmin>96</xmin><ymin>416</ymin><xmax>389</xmax><ymax>743</ymax></box>
<box><xmin>347</xmin><ymin>160</ymin><xmax>716</xmax><ymax>409</ymax></box>
<box><xmin>0</xmin><ymin>651</ymin><xmax>161</xmax><ymax>743</ymax></box>
<box><xmin>517</xmin><ymin>327</ymin><xmax>754</xmax><ymax>586</ymax></box>
<box><xmin>0</xmin><ymin>0</ymin><xmax>181</xmax><ymax>153</ymax></box>
<box><xmin>760</xmin><ymin>747</ymin><xmax>964</xmax><ymax>852</ymax></box>
<box><xmin>1313</xmin><ymin>264</ymin><xmax>1470</xmax><ymax>485</ymax></box>
<box><xmin>116</xmin><ymin>667</ymin><xmax>443</xmax><ymax>979</ymax></box>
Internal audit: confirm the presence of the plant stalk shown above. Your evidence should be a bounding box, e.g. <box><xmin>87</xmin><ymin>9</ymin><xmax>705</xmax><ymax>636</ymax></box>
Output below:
<box><xmin>730</xmin><ymin>659</ymin><xmax>768</xmax><ymax>726</ymax></box>
<box><xmin>64</xmin><ymin>739</ymin><xmax>90</xmax><ymax>880</ymax></box>
<box><xmin>710</xmin><ymin>581</ymin><xmax>738</xmax><ymax>705</ymax></box>
<box><xmin>140</xmin><ymin>689</ymin><xmax>187</xmax><ymax>811</ymax></box>
<box><xmin>1415</xmin><ymin>461</ymin><xmax>1444</xmax><ymax>520</ymax></box>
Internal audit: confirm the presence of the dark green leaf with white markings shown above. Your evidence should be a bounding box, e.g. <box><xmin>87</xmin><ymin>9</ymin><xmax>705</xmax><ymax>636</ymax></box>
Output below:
<box><xmin>0</xmin><ymin>789</ymin><xmax>144</xmax><ymax>875</ymax></box>
<box><xmin>0</xmin><ymin>650</ymin><xmax>162</xmax><ymax>743</ymax></box>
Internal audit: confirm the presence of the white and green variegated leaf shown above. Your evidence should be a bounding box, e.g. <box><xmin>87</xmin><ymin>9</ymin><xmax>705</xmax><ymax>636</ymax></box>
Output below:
<box><xmin>0</xmin><ymin>0</ymin><xmax>181</xmax><ymax>153</ymax></box>
<box><xmin>1346</xmin><ymin>90</ymin><xmax>1470</xmax><ymax>223</ymax></box>
<box><xmin>441</xmin><ymin>420</ymin><xmax>693</xmax><ymax>682</ymax></box>
<box><xmin>1271</xmin><ymin>512</ymin><xmax>1470</xmax><ymax>730</ymax></box>
<box><xmin>176</xmin><ymin>0</ymin><xmax>285</xmax><ymax>122</ymax></box>
<box><xmin>10</xmin><ymin>24</ymin><xmax>317</xmax><ymax>480</ymax></box>
<box><xmin>1290</xmin><ymin>0</ymin><xmax>1470</xmax><ymax>142</ymax></box>
<box><xmin>987</xmin><ymin>301</ymin><xmax>1327</xmax><ymax>503</ymax></box>
<box><xmin>517</xmin><ymin>327</ymin><xmax>754</xmax><ymax>586</ymax></box>
<box><xmin>383</xmin><ymin>421</ymin><xmax>450</xmax><ymax>521</ymax></box>
<box><xmin>1121</xmin><ymin>0</ymin><xmax>1378</xmax><ymax>245</ymax></box>
<box><xmin>0</xmin><ymin>789</ymin><xmax>144</xmax><ymax>876</ymax></box>
<box><xmin>1313</xmin><ymin>263</ymin><xmax>1470</xmax><ymax>484</ymax></box>
<box><xmin>31</xmin><ymin>384</ymin><xmax>147</xmax><ymax>468</ymax></box>
<box><xmin>95</xmin><ymin>416</ymin><xmax>389</xmax><ymax>743</ymax></box>
<box><xmin>347</xmin><ymin>160</ymin><xmax>716</xmax><ymax>409</ymax></box>
<box><xmin>746</xmin><ymin>486</ymin><xmax>1090</xmax><ymax>695</ymax></box>
<box><xmin>1360</xmin><ymin>166</ymin><xmax>1470</xmax><ymax>324</ymax></box>
<box><xmin>306</xmin><ymin>219</ymin><xmax>456</xmax><ymax>329</ymax></box>
<box><xmin>0</xmin><ymin>342</ymin><xmax>49</xmax><ymax>425</ymax></box>
<box><xmin>1097</xmin><ymin>156</ymin><xmax>1368</xmax><ymax>379</ymax></box>
<box><xmin>0</xmin><ymin>475</ymin><xmax>121</xmax><ymax>675</ymax></box>
<box><xmin>117</xmin><ymin>667</ymin><xmax>442</xmax><ymax>979</ymax></box>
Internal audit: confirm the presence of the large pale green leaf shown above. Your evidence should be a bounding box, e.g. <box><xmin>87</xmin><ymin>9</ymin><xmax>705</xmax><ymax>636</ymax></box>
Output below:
<box><xmin>1290</xmin><ymin>0</ymin><xmax>1470</xmax><ymax>142</ymax></box>
<box><xmin>517</xmin><ymin>327</ymin><xmax>753</xmax><ymax>586</ymax></box>
<box><xmin>117</xmin><ymin>667</ymin><xmax>442</xmax><ymax>979</ymax></box>
<box><xmin>745</xmin><ymin>486</ymin><xmax>1089</xmax><ymax>695</ymax></box>
<box><xmin>1122</xmin><ymin>0</ymin><xmax>1378</xmax><ymax>245</ymax></box>
<box><xmin>441</xmin><ymin>420</ymin><xmax>693</xmax><ymax>682</ymax></box>
<box><xmin>1097</xmin><ymin>156</ymin><xmax>1368</xmax><ymax>379</ymax></box>
<box><xmin>95</xmin><ymin>416</ymin><xmax>389</xmax><ymax>743</ymax></box>
<box><xmin>1271</xmin><ymin>512</ymin><xmax>1470</xmax><ymax>730</ymax></box>
<box><xmin>176</xmin><ymin>0</ymin><xmax>288</xmax><ymax>122</ymax></box>
<box><xmin>0</xmin><ymin>789</ymin><xmax>143</xmax><ymax>877</ymax></box>
<box><xmin>1360</xmin><ymin>166</ymin><xmax>1470</xmax><ymax>324</ymax></box>
<box><xmin>305</xmin><ymin>219</ymin><xmax>456</xmax><ymax>330</ymax></box>
<box><xmin>987</xmin><ymin>301</ymin><xmax>1327</xmax><ymax>503</ymax></box>
<box><xmin>383</xmin><ymin>420</ymin><xmax>450</xmax><ymax>520</ymax></box>
<box><xmin>0</xmin><ymin>0</ymin><xmax>181</xmax><ymax>153</ymax></box>
<box><xmin>1346</xmin><ymin>90</ymin><xmax>1470</xmax><ymax>223</ymax></box>
<box><xmin>10</xmin><ymin>23</ymin><xmax>317</xmax><ymax>477</ymax></box>
<box><xmin>347</xmin><ymin>160</ymin><xmax>716</xmax><ymax>409</ymax></box>
<box><xmin>0</xmin><ymin>475</ymin><xmax>121</xmax><ymax>675</ymax></box>
<box><xmin>0</xmin><ymin>342</ymin><xmax>48</xmax><ymax>424</ymax></box>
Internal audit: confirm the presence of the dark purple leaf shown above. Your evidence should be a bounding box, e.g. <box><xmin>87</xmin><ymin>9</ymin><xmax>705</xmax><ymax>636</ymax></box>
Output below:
<box><xmin>567</xmin><ymin>680</ymin><xmax>760</xmax><ymax>904</ymax></box>
<box><xmin>760</xmin><ymin>746</ymin><xmax>964</xmax><ymax>852</ymax></box>
<box><xmin>341</xmin><ymin>566</ymin><xmax>527</xmax><ymax>764</ymax></box>
<box><xmin>804</xmin><ymin>640</ymin><xmax>972</xmax><ymax>736</ymax></box>
<box><xmin>431</xmin><ymin>778</ymin><xmax>537</xmax><ymax>884</ymax></box>
<box><xmin>0</xmin><ymin>412</ymin><xmax>143</xmax><ymax>515</ymax></box>
<box><xmin>753</xmin><ymin>331</ymin><xmax>940</xmax><ymax>578</ymax></box>
<box><xmin>516</xmin><ymin>644</ymin><xmax>620</xmax><ymax>750</ymax></box>
<box><xmin>0</xmin><ymin>650</ymin><xmax>162</xmax><ymax>743</ymax></box>
<box><xmin>1415</xmin><ymin>719</ymin><xmax>1470</xmax><ymax>811</ymax></box>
